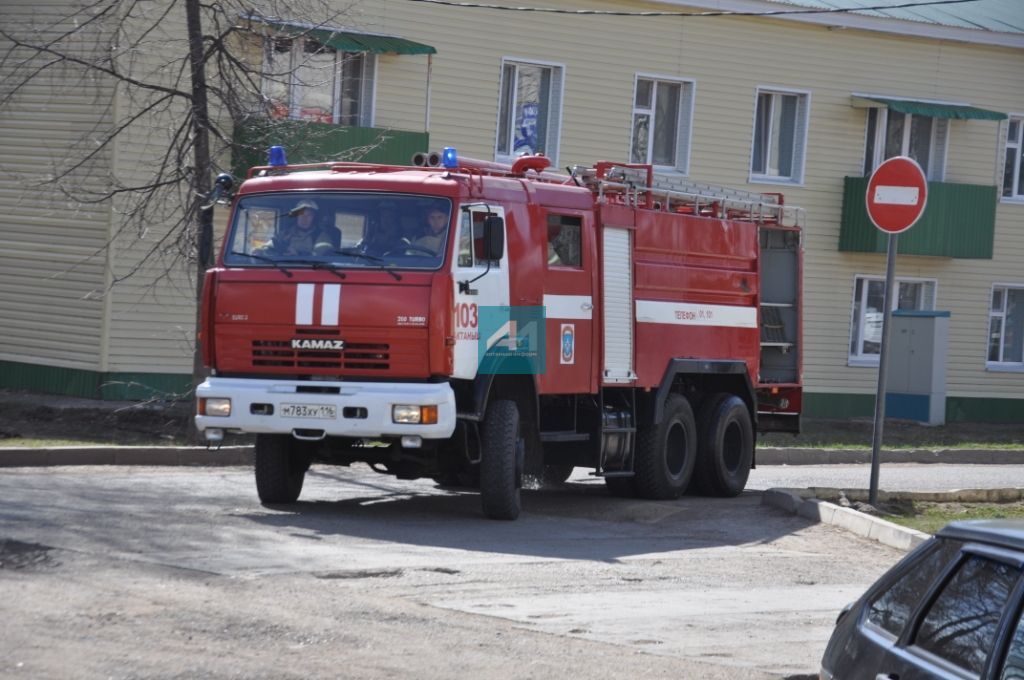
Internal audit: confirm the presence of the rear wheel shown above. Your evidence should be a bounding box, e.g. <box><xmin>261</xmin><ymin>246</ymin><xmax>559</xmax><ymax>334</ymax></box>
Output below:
<box><xmin>480</xmin><ymin>399</ymin><xmax>523</xmax><ymax>520</ymax></box>
<box><xmin>255</xmin><ymin>434</ymin><xmax>312</xmax><ymax>504</ymax></box>
<box><xmin>691</xmin><ymin>394</ymin><xmax>754</xmax><ymax>497</ymax></box>
<box><xmin>632</xmin><ymin>393</ymin><xmax>697</xmax><ymax>500</ymax></box>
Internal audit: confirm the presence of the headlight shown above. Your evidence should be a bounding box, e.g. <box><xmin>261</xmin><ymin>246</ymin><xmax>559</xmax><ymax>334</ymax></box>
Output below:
<box><xmin>200</xmin><ymin>397</ymin><xmax>232</xmax><ymax>417</ymax></box>
<box><xmin>392</xmin><ymin>404</ymin><xmax>438</xmax><ymax>424</ymax></box>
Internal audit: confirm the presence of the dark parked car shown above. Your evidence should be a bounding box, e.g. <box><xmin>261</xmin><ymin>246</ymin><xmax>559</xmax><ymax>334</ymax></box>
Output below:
<box><xmin>821</xmin><ymin>520</ymin><xmax>1024</xmax><ymax>679</ymax></box>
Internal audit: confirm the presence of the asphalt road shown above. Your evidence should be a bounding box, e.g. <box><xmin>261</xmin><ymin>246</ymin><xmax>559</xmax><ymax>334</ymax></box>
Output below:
<box><xmin>748</xmin><ymin>462</ymin><xmax>1024</xmax><ymax>492</ymax></box>
<box><xmin>0</xmin><ymin>464</ymin><xmax>907</xmax><ymax>679</ymax></box>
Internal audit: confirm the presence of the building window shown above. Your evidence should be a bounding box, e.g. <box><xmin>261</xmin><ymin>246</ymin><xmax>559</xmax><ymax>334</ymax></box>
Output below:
<box><xmin>988</xmin><ymin>285</ymin><xmax>1024</xmax><ymax>368</ymax></box>
<box><xmin>864</xmin><ymin>108</ymin><xmax>948</xmax><ymax>181</ymax></box>
<box><xmin>1004</xmin><ymin>117</ymin><xmax>1024</xmax><ymax>200</ymax></box>
<box><xmin>496</xmin><ymin>59</ymin><xmax>563</xmax><ymax>163</ymax></box>
<box><xmin>849</xmin><ymin>275</ymin><xmax>936</xmax><ymax>363</ymax></box>
<box><xmin>630</xmin><ymin>76</ymin><xmax>694</xmax><ymax>173</ymax></box>
<box><xmin>750</xmin><ymin>88</ymin><xmax>809</xmax><ymax>184</ymax></box>
<box><xmin>262</xmin><ymin>36</ymin><xmax>372</xmax><ymax>126</ymax></box>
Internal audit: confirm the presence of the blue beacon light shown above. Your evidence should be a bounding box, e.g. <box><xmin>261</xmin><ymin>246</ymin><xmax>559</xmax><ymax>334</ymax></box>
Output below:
<box><xmin>441</xmin><ymin>146</ymin><xmax>458</xmax><ymax>169</ymax></box>
<box><xmin>268</xmin><ymin>145</ymin><xmax>288</xmax><ymax>167</ymax></box>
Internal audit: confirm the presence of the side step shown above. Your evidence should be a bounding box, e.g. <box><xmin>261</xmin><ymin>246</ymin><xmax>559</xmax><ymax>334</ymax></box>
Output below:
<box><xmin>540</xmin><ymin>431</ymin><xmax>590</xmax><ymax>443</ymax></box>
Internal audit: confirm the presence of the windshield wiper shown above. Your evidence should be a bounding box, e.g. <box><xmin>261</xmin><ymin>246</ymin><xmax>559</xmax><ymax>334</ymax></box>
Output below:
<box><xmin>333</xmin><ymin>248</ymin><xmax>402</xmax><ymax>281</ymax></box>
<box><xmin>230</xmin><ymin>251</ymin><xmax>293</xmax><ymax>278</ymax></box>
<box><xmin>310</xmin><ymin>261</ymin><xmax>346</xmax><ymax>280</ymax></box>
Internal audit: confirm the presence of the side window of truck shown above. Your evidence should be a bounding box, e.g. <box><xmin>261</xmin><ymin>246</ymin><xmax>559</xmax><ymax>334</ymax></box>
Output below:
<box><xmin>546</xmin><ymin>214</ymin><xmax>582</xmax><ymax>268</ymax></box>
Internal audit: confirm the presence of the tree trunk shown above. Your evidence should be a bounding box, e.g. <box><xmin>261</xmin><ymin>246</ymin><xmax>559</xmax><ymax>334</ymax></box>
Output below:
<box><xmin>186</xmin><ymin>0</ymin><xmax>213</xmax><ymax>437</ymax></box>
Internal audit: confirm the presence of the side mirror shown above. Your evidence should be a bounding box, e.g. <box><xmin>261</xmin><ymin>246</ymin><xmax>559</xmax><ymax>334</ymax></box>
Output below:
<box><xmin>205</xmin><ymin>172</ymin><xmax>236</xmax><ymax>207</ymax></box>
<box><xmin>483</xmin><ymin>215</ymin><xmax>504</xmax><ymax>261</ymax></box>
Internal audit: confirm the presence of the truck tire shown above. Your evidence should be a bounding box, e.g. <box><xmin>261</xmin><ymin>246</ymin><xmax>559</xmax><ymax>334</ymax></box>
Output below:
<box><xmin>255</xmin><ymin>434</ymin><xmax>310</xmax><ymax>504</ymax></box>
<box><xmin>480</xmin><ymin>399</ymin><xmax>522</xmax><ymax>520</ymax></box>
<box><xmin>633</xmin><ymin>393</ymin><xmax>697</xmax><ymax>500</ymax></box>
<box><xmin>692</xmin><ymin>394</ymin><xmax>754</xmax><ymax>497</ymax></box>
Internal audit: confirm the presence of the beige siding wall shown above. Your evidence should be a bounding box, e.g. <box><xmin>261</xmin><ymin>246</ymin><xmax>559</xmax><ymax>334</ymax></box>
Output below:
<box><xmin>0</xmin><ymin>0</ymin><xmax>114</xmax><ymax>370</ymax></box>
<box><xmin>357</xmin><ymin>0</ymin><xmax>1024</xmax><ymax>401</ymax></box>
<box><xmin>101</xmin><ymin>2</ymin><xmax>204</xmax><ymax>375</ymax></box>
<box><xmin>4</xmin><ymin>0</ymin><xmax>1019</xmax><ymax>400</ymax></box>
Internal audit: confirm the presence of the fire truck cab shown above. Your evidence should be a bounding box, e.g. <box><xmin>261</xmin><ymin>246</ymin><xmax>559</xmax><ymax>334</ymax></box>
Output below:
<box><xmin>195</xmin><ymin>148</ymin><xmax>803</xmax><ymax>520</ymax></box>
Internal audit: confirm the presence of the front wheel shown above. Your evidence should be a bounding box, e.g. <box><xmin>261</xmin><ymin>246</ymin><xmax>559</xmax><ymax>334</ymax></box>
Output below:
<box><xmin>691</xmin><ymin>394</ymin><xmax>754</xmax><ymax>497</ymax></box>
<box><xmin>480</xmin><ymin>399</ymin><xmax>523</xmax><ymax>520</ymax></box>
<box><xmin>255</xmin><ymin>434</ymin><xmax>312</xmax><ymax>504</ymax></box>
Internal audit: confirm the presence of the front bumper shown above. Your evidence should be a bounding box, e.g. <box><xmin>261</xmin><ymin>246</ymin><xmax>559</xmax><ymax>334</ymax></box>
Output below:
<box><xmin>194</xmin><ymin>377</ymin><xmax>457</xmax><ymax>439</ymax></box>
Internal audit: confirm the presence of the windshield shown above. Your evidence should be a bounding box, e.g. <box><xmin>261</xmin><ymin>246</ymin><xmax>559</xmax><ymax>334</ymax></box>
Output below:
<box><xmin>223</xmin><ymin>192</ymin><xmax>452</xmax><ymax>271</ymax></box>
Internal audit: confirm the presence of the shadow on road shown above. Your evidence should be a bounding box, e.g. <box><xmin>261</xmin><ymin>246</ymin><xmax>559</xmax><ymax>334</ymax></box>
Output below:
<box><xmin>239</xmin><ymin>471</ymin><xmax>816</xmax><ymax>563</ymax></box>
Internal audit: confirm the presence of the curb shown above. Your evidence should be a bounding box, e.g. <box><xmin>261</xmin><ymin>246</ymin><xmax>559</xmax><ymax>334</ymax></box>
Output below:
<box><xmin>762</xmin><ymin>487</ymin><xmax>931</xmax><ymax>552</ymax></box>
<box><xmin>0</xmin><ymin>445</ymin><xmax>253</xmax><ymax>467</ymax></box>
<box><xmin>756</xmin><ymin>447</ymin><xmax>1024</xmax><ymax>465</ymax></box>
<box><xmin>1</xmin><ymin>445</ymin><xmax>1022</xmax><ymax>467</ymax></box>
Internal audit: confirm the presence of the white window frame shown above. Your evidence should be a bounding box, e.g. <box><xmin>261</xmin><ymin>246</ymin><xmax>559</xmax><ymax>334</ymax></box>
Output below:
<box><xmin>748</xmin><ymin>86</ymin><xmax>811</xmax><ymax>186</ymax></box>
<box><xmin>494</xmin><ymin>57</ymin><xmax>565</xmax><ymax>166</ymax></box>
<box><xmin>987</xmin><ymin>283</ymin><xmax>1024</xmax><ymax>371</ymax></box>
<box><xmin>862</xmin><ymin>106</ymin><xmax>948</xmax><ymax>181</ymax></box>
<box><xmin>629</xmin><ymin>73</ymin><xmax>696</xmax><ymax>175</ymax></box>
<box><xmin>261</xmin><ymin>35</ymin><xmax>374</xmax><ymax>126</ymax></box>
<box><xmin>1002</xmin><ymin>115</ymin><xmax>1024</xmax><ymax>203</ymax></box>
<box><xmin>848</xmin><ymin>274</ymin><xmax>938</xmax><ymax>366</ymax></box>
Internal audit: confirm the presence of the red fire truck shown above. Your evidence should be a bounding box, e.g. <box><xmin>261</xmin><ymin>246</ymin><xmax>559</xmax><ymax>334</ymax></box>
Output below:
<box><xmin>195</xmin><ymin>147</ymin><xmax>803</xmax><ymax>520</ymax></box>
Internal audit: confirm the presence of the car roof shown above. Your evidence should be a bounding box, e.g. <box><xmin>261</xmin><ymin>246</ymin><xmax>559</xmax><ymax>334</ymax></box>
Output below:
<box><xmin>937</xmin><ymin>520</ymin><xmax>1024</xmax><ymax>551</ymax></box>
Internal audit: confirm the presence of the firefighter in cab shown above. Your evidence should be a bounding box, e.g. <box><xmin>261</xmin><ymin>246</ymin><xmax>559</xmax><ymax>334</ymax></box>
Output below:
<box><xmin>257</xmin><ymin>199</ymin><xmax>340</xmax><ymax>256</ymax></box>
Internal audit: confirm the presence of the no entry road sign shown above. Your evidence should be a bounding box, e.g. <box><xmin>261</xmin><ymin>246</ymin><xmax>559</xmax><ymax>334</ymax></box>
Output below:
<box><xmin>865</xmin><ymin>156</ymin><xmax>928</xmax><ymax>234</ymax></box>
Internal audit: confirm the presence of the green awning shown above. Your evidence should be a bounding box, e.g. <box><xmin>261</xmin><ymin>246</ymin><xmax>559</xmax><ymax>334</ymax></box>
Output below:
<box><xmin>854</xmin><ymin>96</ymin><xmax>1006</xmax><ymax>121</ymax></box>
<box><xmin>252</xmin><ymin>17</ymin><xmax>436</xmax><ymax>55</ymax></box>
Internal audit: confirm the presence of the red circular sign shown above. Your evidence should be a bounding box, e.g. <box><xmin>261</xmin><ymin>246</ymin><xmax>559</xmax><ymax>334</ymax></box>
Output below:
<box><xmin>865</xmin><ymin>156</ymin><xmax>928</xmax><ymax>234</ymax></box>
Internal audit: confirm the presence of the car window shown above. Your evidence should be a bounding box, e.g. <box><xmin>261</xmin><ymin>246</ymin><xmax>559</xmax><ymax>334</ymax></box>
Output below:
<box><xmin>867</xmin><ymin>539</ymin><xmax>960</xmax><ymax>637</ymax></box>
<box><xmin>914</xmin><ymin>555</ymin><xmax>1020</xmax><ymax>675</ymax></box>
<box><xmin>1000</xmin><ymin>605</ymin><xmax>1024</xmax><ymax>679</ymax></box>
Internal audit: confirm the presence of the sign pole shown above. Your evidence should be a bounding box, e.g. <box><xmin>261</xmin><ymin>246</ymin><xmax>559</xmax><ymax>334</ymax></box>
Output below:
<box><xmin>869</xmin><ymin>233</ymin><xmax>898</xmax><ymax>506</ymax></box>
<box><xmin>863</xmin><ymin>156</ymin><xmax>928</xmax><ymax>507</ymax></box>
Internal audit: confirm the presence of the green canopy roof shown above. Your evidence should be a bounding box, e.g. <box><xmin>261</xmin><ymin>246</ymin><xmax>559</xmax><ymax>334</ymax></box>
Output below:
<box><xmin>254</xmin><ymin>18</ymin><xmax>436</xmax><ymax>55</ymax></box>
<box><xmin>862</xmin><ymin>96</ymin><xmax>1007</xmax><ymax>121</ymax></box>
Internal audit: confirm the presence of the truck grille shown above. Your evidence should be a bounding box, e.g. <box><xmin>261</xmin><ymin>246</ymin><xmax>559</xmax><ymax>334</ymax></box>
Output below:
<box><xmin>251</xmin><ymin>340</ymin><xmax>390</xmax><ymax>370</ymax></box>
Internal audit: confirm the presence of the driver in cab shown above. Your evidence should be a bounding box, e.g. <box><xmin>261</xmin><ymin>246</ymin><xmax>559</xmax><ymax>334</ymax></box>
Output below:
<box><xmin>257</xmin><ymin>199</ymin><xmax>339</xmax><ymax>256</ymax></box>
<box><xmin>412</xmin><ymin>207</ymin><xmax>449</xmax><ymax>255</ymax></box>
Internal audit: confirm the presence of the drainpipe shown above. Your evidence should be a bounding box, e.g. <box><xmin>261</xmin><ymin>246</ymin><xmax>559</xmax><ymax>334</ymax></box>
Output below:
<box><xmin>425</xmin><ymin>53</ymin><xmax>432</xmax><ymax>133</ymax></box>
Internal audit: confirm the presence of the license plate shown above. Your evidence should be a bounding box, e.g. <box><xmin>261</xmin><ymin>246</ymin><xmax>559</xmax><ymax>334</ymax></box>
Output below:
<box><xmin>280</xmin><ymin>403</ymin><xmax>337</xmax><ymax>419</ymax></box>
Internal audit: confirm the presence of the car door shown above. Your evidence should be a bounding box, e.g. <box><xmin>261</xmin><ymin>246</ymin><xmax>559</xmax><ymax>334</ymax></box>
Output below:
<box><xmin>992</xmin><ymin>594</ymin><xmax>1024</xmax><ymax>679</ymax></box>
<box><xmin>874</xmin><ymin>548</ymin><xmax>1023</xmax><ymax>680</ymax></box>
<box><xmin>822</xmin><ymin>539</ymin><xmax>960</xmax><ymax>680</ymax></box>
<box><xmin>538</xmin><ymin>211</ymin><xmax>596</xmax><ymax>394</ymax></box>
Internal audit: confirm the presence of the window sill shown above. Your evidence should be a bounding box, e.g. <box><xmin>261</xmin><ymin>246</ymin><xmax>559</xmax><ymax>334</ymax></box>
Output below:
<box><xmin>986</xmin><ymin>363</ymin><xmax>1024</xmax><ymax>373</ymax></box>
<box><xmin>999</xmin><ymin>197</ymin><xmax>1024</xmax><ymax>205</ymax></box>
<box><xmin>848</xmin><ymin>357</ymin><xmax>880</xmax><ymax>368</ymax></box>
<box><xmin>748</xmin><ymin>174</ymin><xmax>804</xmax><ymax>188</ymax></box>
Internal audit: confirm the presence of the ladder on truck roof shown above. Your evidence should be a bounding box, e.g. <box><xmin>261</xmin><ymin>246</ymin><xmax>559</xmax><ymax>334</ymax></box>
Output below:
<box><xmin>572</xmin><ymin>163</ymin><xmax>805</xmax><ymax>228</ymax></box>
